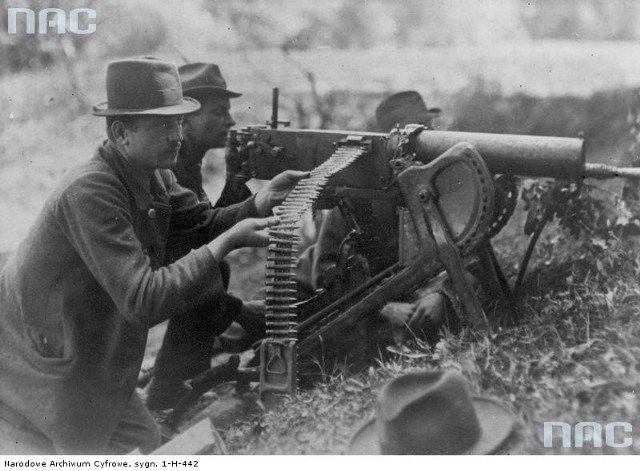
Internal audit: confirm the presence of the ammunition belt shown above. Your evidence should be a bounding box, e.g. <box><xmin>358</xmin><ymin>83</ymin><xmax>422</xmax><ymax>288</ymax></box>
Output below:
<box><xmin>265</xmin><ymin>144</ymin><xmax>367</xmax><ymax>340</ymax></box>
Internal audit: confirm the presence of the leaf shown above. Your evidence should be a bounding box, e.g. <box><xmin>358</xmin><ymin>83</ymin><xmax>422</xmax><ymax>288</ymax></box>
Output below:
<box><xmin>343</xmin><ymin>384</ymin><xmax>361</xmax><ymax>393</ymax></box>
<box><xmin>386</xmin><ymin>345</ymin><xmax>431</xmax><ymax>359</ymax></box>
<box><xmin>347</xmin><ymin>379</ymin><xmax>367</xmax><ymax>389</ymax></box>
<box><xmin>605</xmin><ymin>290</ymin><xmax>615</xmax><ymax>306</ymax></box>
<box><xmin>616</xmin><ymin>213</ymin><xmax>630</xmax><ymax>226</ymax></box>
<box><xmin>591</xmin><ymin>238</ymin><xmax>608</xmax><ymax>250</ymax></box>
<box><xmin>524</xmin><ymin>202</ymin><xmax>545</xmax><ymax>235</ymax></box>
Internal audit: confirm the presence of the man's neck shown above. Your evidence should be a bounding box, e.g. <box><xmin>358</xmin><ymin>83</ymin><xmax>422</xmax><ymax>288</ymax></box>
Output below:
<box><xmin>180</xmin><ymin>138</ymin><xmax>211</xmax><ymax>164</ymax></box>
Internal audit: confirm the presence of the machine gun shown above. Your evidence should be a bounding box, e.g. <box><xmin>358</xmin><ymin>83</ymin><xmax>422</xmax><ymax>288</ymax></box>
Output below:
<box><xmin>225</xmin><ymin>90</ymin><xmax>640</xmax><ymax>406</ymax></box>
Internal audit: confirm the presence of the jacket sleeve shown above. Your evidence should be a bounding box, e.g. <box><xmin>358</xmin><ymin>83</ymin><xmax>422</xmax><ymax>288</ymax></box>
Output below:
<box><xmin>163</xmin><ymin>171</ymin><xmax>260</xmax><ymax>262</ymax></box>
<box><xmin>213</xmin><ymin>179</ymin><xmax>253</xmax><ymax>209</ymax></box>
<box><xmin>55</xmin><ymin>170</ymin><xmax>225</xmax><ymax>328</ymax></box>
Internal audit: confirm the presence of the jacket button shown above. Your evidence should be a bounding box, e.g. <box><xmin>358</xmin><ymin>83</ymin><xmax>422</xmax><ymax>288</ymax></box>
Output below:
<box><xmin>148</xmin><ymin>208</ymin><xmax>157</xmax><ymax>219</ymax></box>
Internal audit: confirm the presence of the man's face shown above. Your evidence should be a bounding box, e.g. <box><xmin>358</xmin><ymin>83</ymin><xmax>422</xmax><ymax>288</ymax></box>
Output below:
<box><xmin>121</xmin><ymin>115</ymin><xmax>183</xmax><ymax>170</ymax></box>
<box><xmin>183</xmin><ymin>96</ymin><xmax>235</xmax><ymax>149</ymax></box>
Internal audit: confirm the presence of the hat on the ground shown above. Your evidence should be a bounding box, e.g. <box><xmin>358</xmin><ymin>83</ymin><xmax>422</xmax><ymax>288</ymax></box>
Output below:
<box><xmin>92</xmin><ymin>57</ymin><xmax>201</xmax><ymax>116</ymax></box>
<box><xmin>347</xmin><ymin>370</ymin><xmax>518</xmax><ymax>455</ymax></box>
<box><xmin>179</xmin><ymin>62</ymin><xmax>241</xmax><ymax>99</ymax></box>
<box><xmin>376</xmin><ymin>90</ymin><xmax>442</xmax><ymax>132</ymax></box>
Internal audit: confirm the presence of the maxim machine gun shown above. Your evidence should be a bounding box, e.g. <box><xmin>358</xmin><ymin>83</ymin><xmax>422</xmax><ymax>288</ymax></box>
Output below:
<box><xmin>221</xmin><ymin>90</ymin><xmax>640</xmax><ymax>407</ymax></box>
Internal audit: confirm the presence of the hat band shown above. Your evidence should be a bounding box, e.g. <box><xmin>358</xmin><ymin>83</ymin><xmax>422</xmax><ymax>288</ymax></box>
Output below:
<box><xmin>108</xmin><ymin>87</ymin><xmax>183</xmax><ymax>110</ymax></box>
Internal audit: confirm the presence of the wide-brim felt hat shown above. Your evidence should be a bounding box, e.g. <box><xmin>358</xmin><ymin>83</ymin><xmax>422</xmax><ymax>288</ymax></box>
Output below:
<box><xmin>179</xmin><ymin>62</ymin><xmax>242</xmax><ymax>99</ymax></box>
<box><xmin>347</xmin><ymin>370</ymin><xmax>518</xmax><ymax>455</ymax></box>
<box><xmin>93</xmin><ymin>57</ymin><xmax>201</xmax><ymax>116</ymax></box>
<box><xmin>376</xmin><ymin>90</ymin><xmax>442</xmax><ymax>132</ymax></box>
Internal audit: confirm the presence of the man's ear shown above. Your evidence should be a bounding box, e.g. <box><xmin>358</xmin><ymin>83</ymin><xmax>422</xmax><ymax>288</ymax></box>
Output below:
<box><xmin>110</xmin><ymin>120</ymin><xmax>128</xmax><ymax>144</ymax></box>
<box><xmin>181</xmin><ymin>114</ymin><xmax>193</xmax><ymax>131</ymax></box>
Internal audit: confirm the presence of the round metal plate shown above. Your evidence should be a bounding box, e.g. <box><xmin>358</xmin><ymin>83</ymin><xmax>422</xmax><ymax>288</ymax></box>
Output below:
<box><xmin>432</xmin><ymin>151</ymin><xmax>495</xmax><ymax>254</ymax></box>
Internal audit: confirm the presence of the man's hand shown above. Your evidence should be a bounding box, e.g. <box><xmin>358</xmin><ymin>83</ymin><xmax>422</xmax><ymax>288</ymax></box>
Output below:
<box><xmin>208</xmin><ymin>216</ymin><xmax>279</xmax><ymax>260</ymax></box>
<box><xmin>408</xmin><ymin>292</ymin><xmax>445</xmax><ymax>331</ymax></box>
<box><xmin>380</xmin><ymin>294</ymin><xmax>445</xmax><ymax>346</ymax></box>
<box><xmin>380</xmin><ymin>302</ymin><xmax>414</xmax><ymax>327</ymax></box>
<box><xmin>254</xmin><ymin>170</ymin><xmax>310</xmax><ymax>216</ymax></box>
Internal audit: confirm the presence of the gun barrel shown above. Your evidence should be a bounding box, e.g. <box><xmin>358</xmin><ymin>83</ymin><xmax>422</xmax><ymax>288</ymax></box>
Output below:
<box><xmin>584</xmin><ymin>163</ymin><xmax>640</xmax><ymax>179</ymax></box>
<box><xmin>414</xmin><ymin>130</ymin><xmax>586</xmax><ymax>178</ymax></box>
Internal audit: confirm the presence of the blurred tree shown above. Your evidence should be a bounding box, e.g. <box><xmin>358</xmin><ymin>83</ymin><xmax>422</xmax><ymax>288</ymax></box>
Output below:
<box><xmin>204</xmin><ymin>0</ymin><xmax>326</xmax><ymax>50</ymax></box>
<box><xmin>3</xmin><ymin>0</ymin><xmax>640</xmax><ymax>78</ymax></box>
<box><xmin>622</xmin><ymin>88</ymin><xmax>640</xmax><ymax>235</ymax></box>
<box><xmin>0</xmin><ymin>0</ymin><xmax>167</xmax><ymax>75</ymax></box>
<box><xmin>520</xmin><ymin>0</ymin><xmax>639</xmax><ymax>40</ymax></box>
<box><xmin>382</xmin><ymin>0</ymin><xmax>527</xmax><ymax>47</ymax></box>
<box><xmin>84</xmin><ymin>0</ymin><xmax>167</xmax><ymax>59</ymax></box>
<box><xmin>331</xmin><ymin>0</ymin><xmax>374</xmax><ymax>49</ymax></box>
<box><xmin>391</xmin><ymin>0</ymin><xmax>426</xmax><ymax>47</ymax></box>
<box><xmin>0</xmin><ymin>0</ymin><xmax>95</xmax><ymax>73</ymax></box>
<box><xmin>0</xmin><ymin>0</ymin><xmax>97</xmax><ymax>110</ymax></box>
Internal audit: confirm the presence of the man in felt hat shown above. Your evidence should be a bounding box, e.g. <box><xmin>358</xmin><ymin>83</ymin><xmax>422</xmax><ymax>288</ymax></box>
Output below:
<box><xmin>173</xmin><ymin>62</ymin><xmax>250</xmax><ymax>207</ymax></box>
<box><xmin>302</xmin><ymin>91</ymin><xmax>453</xmax><ymax>341</ymax></box>
<box><xmin>145</xmin><ymin>62</ymin><xmax>262</xmax><ymax>410</ymax></box>
<box><xmin>277</xmin><ymin>92</ymin><xmax>453</xmax><ymax>379</ymax></box>
<box><xmin>374</xmin><ymin>90</ymin><xmax>442</xmax><ymax>133</ymax></box>
<box><xmin>308</xmin><ymin>90</ymin><xmax>441</xmax><ymax>291</ymax></box>
<box><xmin>0</xmin><ymin>57</ymin><xmax>306</xmax><ymax>454</ymax></box>
<box><xmin>347</xmin><ymin>370</ymin><xmax>521</xmax><ymax>454</ymax></box>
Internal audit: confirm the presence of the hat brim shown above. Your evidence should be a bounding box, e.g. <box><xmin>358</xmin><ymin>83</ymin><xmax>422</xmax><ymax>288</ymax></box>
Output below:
<box><xmin>406</xmin><ymin>109</ymin><xmax>442</xmax><ymax>123</ymax></box>
<box><xmin>465</xmin><ymin>397</ymin><xmax>517</xmax><ymax>454</ymax></box>
<box><xmin>346</xmin><ymin>397</ymin><xmax>516</xmax><ymax>455</ymax></box>
<box><xmin>346</xmin><ymin>418</ymin><xmax>377</xmax><ymax>454</ymax></box>
<box><xmin>184</xmin><ymin>85</ymin><xmax>242</xmax><ymax>98</ymax></box>
<box><xmin>91</xmin><ymin>97</ymin><xmax>201</xmax><ymax>116</ymax></box>
<box><xmin>380</xmin><ymin>110</ymin><xmax>444</xmax><ymax>132</ymax></box>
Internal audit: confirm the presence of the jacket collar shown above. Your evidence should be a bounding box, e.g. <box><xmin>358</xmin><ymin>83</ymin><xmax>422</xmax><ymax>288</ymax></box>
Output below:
<box><xmin>97</xmin><ymin>140</ymin><xmax>168</xmax><ymax>209</ymax></box>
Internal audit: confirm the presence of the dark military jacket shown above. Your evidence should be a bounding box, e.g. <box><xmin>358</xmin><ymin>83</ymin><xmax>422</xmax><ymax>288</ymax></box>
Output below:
<box><xmin>173</xmin><ymin>142</ymin><xmax>252</xmax><ymax>208</ymax></box>
<box><xmin>173</xmin><ymin>142</ymin><xmax>212</xmax><ymax>204</ymax></box>
<box><xmin>0</xmin><ymin>141</ymin><xmax>258</xmax><ymax>453</ymax></box>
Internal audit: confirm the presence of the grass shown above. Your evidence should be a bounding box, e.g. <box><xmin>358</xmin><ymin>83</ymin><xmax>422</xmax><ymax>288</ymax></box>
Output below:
<box><xmin>219</xmin><ymin>215</ymin><xmax>640</xmax><ymax>454</ymax></box>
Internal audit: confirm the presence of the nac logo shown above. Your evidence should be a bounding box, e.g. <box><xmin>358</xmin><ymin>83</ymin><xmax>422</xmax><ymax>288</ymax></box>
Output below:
<box><xmin>7</xmin><ymin>7</ymin><xmax>96</xmax><ymax>34</ymax></box>
<box><xmin>544</xmin><ymin>421</ymin><xmax>633</xmax><ymax>448</ymax></box>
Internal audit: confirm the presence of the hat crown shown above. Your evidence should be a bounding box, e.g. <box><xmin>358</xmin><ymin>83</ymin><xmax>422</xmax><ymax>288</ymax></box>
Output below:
<box><xmin>107</xmin><ymin>58</ymin><xmax>182</xmax><ymax>110</ymax></box>
<box><xmin>180</xmin><ymin>63</ymin><xmax>226</xmax><ymax>91</ymax></box>
<box><xmin>93</xmin><ymin>57</ymin><xmax>200</xmax><ymax>116</ymax></box>
<box><xmin>376</xmin><ymin>370</ymin><xmax>482</xmax><ymax>454</ymax></box>
<box><xmin>375</xmin><ymin>90</ymin><xmax>440</xmax><ymax>132</ymax></box>
<box><xmin>178</xmin><ymin>62</ymin><xmax>241</xmax><ymax>98</ymax></box>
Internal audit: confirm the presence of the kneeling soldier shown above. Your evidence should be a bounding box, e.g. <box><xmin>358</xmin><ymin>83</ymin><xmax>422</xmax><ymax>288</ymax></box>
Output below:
<box><xmin>0</xmin><ymin>57</ymin><xmax>305</xmax><ymax>454</ymax></box>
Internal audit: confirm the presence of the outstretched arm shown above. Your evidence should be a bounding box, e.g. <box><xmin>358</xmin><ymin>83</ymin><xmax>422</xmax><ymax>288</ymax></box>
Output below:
<box><xmin>207</xmin><ymin>216</ymin><xmax>280</xmax><ymax>260</ymax></box>
<box><xmin>254</xmin><ymin>170</ymin><xmax>310</xmax><ymax>216</ymax></box>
